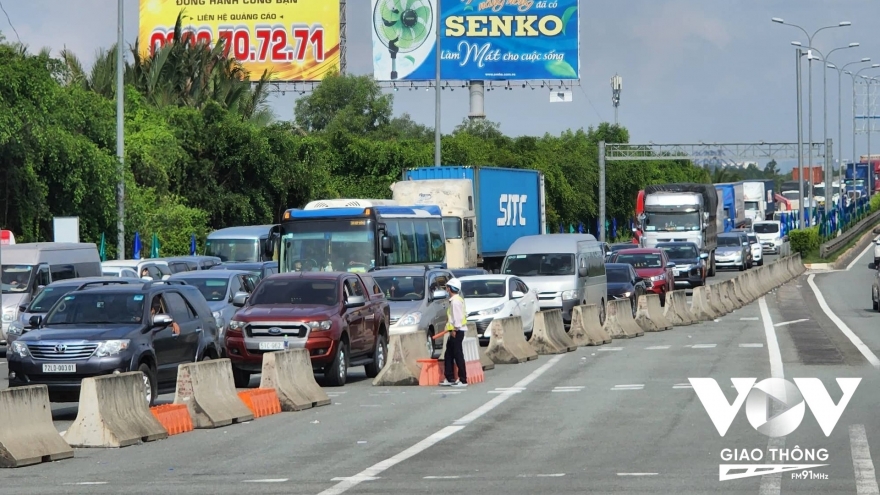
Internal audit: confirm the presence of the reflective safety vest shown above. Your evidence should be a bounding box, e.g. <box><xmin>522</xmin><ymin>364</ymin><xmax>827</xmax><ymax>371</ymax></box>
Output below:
<box><xmin>446</xmin><ymin>293</ymin><xmax>467</xmax><ymax>331</ymax></box>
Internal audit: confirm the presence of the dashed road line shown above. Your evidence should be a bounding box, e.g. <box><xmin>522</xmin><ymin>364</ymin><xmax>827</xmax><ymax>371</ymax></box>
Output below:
<box><xmin>552</xmin><ymin>386</ymin><xmax>584</xmax><ymax>393</ymax></box>
<box><xmin>518</xmin><ymin>473</ymin><xmax>566</xmax><ymax>477</ymax></box>
<box><xmin>424</xmin><ymin>475</ymin><xmax>466</xmax><ymax>479</ymax></box>
<box><xmin>618</xmin><ymin>473</ymin><xmax>658</xmax><ymax>476</ymax></box>
<box><xmin>597</xmin><ymin>347</ymin><xmax>623</xmax><ymax>351</ymax></box>
<box><xmin>64</xmin><ymin>482</ymin><xmax>108</xmax><ymax>485</ymax></box>
<box><xmin>645</xmin><ymin>345</ymin><xmax>671</xmax><ymax>350</ymax></box>
<box><xmin>243</xmin><ymin>479</ymin><xmax>289</xmax><ymax>483</ymax></box>
<box><xmin>611</xmin><ymin>384</ymin><xmax>644</xmax><ymax>391</ymax></box>
<box><xmin>488</xmin><ymin>387</ymin><xmax>525</xmax><ymax>394</ymax></box>
<box><xmin>691</xmin><ymin>344</ymin><xmax>716</xmax><ymax>348</ymax></box>
<box><xmin>739</xmin><ymin>343</ymin><xmax>764</xmax><ymax>348</ymax></box>
<box><xmin>740</xmin><ymin>317</ymin><xmax>760</xmax><ymax>321</ymax></box>
<box><xmin>850</xmin><ymin>424</ymin><xmax>880</xmax><ymax>495</ymax></box>
<box><xmin>672</xmin><ymin>383</ymin><xmax>693</xmax><ymax>389</ymax></box>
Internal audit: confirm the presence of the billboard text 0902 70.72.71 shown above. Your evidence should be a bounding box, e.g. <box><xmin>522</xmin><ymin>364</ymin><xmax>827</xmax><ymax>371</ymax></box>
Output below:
<box><xmin>139</xmin><ymin>0</ymin><xmax>340</xmax><ymax>82</ymax></box>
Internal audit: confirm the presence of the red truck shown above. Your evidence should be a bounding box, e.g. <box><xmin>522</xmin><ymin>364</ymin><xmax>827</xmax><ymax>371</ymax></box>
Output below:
<box><xmin>225</xmin><ymin>272</ymin><xmax>390</xmax><ymax>387</ymax></box>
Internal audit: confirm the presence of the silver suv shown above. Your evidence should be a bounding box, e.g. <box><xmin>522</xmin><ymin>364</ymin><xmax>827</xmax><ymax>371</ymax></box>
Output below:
<box><xmin>370</xmin><ymin>267</ymin><xmax>453</xmax><ymax>355</ymax></box>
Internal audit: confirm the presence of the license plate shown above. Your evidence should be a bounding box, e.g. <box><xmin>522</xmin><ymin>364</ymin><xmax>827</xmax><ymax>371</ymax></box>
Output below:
<box><xmin>673</xmin><ymin>270</ymin><xmax>681</xmax><ymax>276</ymax></box>
<box><xmin>42</xmin><ymin>363</ymin><xmax>76</xmax><ymax>373</ymax></box>
<box><xmin>258</xmin><ymin>341</ymin><xmax>285</xmax><ymax>350</ymax></box>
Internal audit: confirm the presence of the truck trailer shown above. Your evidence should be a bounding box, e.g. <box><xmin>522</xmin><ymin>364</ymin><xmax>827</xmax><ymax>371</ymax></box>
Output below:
<box><xmin>715</xmin><ymin>182</ymin><xmax>746</xmax><ymax>231</ymax></box>
<box><xmin>742</xmin><ymin>179</ymin><xmax>776</xmax><ymax>221</ymax></box>
<box><xmin>639</xmin><ymin>183</ymin><xmax>719</xmax><ymax>276</ymax></box>
<box><xmin>392</xmin><ymin>166</ymin><xmax>546</xmax><ymax>271</ymax></box>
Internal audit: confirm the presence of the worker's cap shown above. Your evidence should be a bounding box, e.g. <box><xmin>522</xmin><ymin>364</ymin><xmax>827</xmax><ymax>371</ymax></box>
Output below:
<box><xmin>446</xmin><ymin>278</ymin><xmax>462</xmax><ymax>292</ymax></box>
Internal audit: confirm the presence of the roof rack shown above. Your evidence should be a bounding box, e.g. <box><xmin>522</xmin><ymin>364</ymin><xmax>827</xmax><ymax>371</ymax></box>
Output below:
<box><xmin>141</xmin><ymin>280</ymin><xmax>188</xmax><ymax>290</ymax></box>
<box><xmin>74</xmin><ymin>280</ymin><xmax>138</xmax><ymax>291</ymax></box>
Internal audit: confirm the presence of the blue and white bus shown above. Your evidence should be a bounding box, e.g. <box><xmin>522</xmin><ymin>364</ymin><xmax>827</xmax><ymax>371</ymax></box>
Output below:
<box><xmin>268</xmin><ymin>200</ymin><xmax>447</xmax><ymax>274</ymax></box>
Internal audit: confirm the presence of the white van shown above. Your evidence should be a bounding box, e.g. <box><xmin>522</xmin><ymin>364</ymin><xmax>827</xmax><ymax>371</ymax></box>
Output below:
<box><xmin>753</xmin><ymin>220</ymin><xmax>785</xmax><ymax>254</ymax></box>
<box><xmin>1</xmin><ymin>242</ymin><xmax>101</xmax><ymax>343</ymax></box>
<box><xmin>500</xmin><ymin>234</ymin><xmax>607</xmax><ymax>327</ymax></box>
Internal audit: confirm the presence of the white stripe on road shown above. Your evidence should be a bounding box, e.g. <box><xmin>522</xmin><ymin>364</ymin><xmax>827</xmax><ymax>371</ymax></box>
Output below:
<box><xmin>740</xmin><ymin>317</ymin><xmax>760</xmax><ymax>321</ymax></box>
<box><xmin>806</xmin><ymin>274</ymin><xmax>880</xmax><ymax>370</ymax></box>
<box><xmin>850</xmin><ymin>424</ymin><xmax>880</xmax><ymax>495</ymax></box>
<box><xmin>618</xmin><ymin>473</ymin><xmax>658</xmax><ymax>476</ymax></box>
<box><xmin>597</xmin><ymin>347</ymin><xmax>623</xmax><ymax>351</ymax></box>
<box><xmin>847</xmin><ymin>242</ymin><xmax>874</xmax><ymax>271</ymax></box>
<box><xmin>64</xmin><ymin>482</ymin><xmax>108</xmax><ymax>485</ymax></box>
<box><xmin>315</xmin><ymin>355</ymin><xmax>566</xmax><ymax>495</ymax></box>
<box><xmin>611</xmin><ymin>384</ymin><xmax>644</xmax><ymax>390</ymax></box>
<box><xmin>758</xmin><ymin>296</ymin><xmax>785</xmax><ymax>495</ymax></box>
<box><xmin>773</xmin><ymin>318</ymin><xmax>809</xmax><ymax>327</ymax></box>
<box><xmin>739</xmin><ymin>343</ymin><xmax>764</xmax><ymax>348</ymax></box>
<box><xmin>672</xmin><ymin>383</ymin><xmax>692</xmax><ymax>389</ymax></box>
<box><xmin>645</xmin><ymin>345</ymin><xmax>671</xmax><ymax>350</ymax></box>
<box><xmin>243</xmin><ymin>479</ymin><xmax>289</xmax><ymax>483</ymax></box>
<box><xmin>517</xmin><ymin>473</ymin><xmax>566</xmax><ymax>477</ymax></box>
<box><xmin>691</xmin><ymin>344</ymin><xmax>716</xmax><ymax>348</ymax></box>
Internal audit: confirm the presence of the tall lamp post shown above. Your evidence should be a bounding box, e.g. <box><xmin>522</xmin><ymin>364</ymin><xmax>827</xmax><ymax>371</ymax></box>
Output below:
<box><xmin>116</xmin><ymin>0</ymin><xmax>125</xmax><ymax>259</ymax></box>
<box><xmin>773</xmin><ymin>18</ymin><xmax>850</xmax><ymax>214</ymax></box>
<box><xmin>828</xmin><ymin>57</ymin><xmax>870</xmax><ymax>197</ymax></box>
<box><xmin>792</xmin><ymin>41</ymin><xmax>859</xmax><ymax>216</ymax></box>
<box><xmin>846</xmin><ymin>65</ymin><xmax>880</xmax><ymax>196</ymax></box>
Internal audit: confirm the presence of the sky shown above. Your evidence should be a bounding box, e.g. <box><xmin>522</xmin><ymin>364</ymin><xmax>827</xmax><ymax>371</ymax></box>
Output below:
<box><xmin>4</xmin><ymin>0</ymin><xmax>880</xmax><ymax>173</ymax></box>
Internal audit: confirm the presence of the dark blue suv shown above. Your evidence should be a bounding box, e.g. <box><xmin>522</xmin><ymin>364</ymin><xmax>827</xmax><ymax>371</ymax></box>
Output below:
<box><xmin>656</xmin><ymin>242</ymin><xmax>707</xmax><ymax>287</ymax></box>
<box><xmin>7</xmin><ymin>280</ymin><xmax>223</xmax><ymax>405</ymax></box>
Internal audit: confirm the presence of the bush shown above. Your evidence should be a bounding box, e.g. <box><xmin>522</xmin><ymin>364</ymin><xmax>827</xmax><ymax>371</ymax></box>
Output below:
<box><xmin>789</xmin><ymin>227</ymin><xmax>820</xmax><ymax>255</ymax></box>
<box><xmin>871</xmin><ymin>194</ymin><xmax>880</xmax><ymax>213</ymax></box>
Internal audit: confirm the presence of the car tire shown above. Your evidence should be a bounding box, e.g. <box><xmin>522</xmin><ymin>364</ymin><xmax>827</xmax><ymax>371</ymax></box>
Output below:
<box><xmin>325</xmin><ymin>339</ymin><xmax>348</xmax><ymax>387</ymax></box>
<box><xmin>364</xmin><ymin>334</ymin><xmax>387</xmax><ymax>378</ymax></box>
<box><xmin>630</xmin><ymin>297</ymin><xmax>637</xmax><ymax>318</ymax></box>
<box><xmin>138</xmin><ymin>362</ymin><xmax>157</xmax><ymax>407</ymax></box>
<box><xmin>874</xmin><ymin>298</ymin><xmax>879</xmax><ymax>311</ymax></box>
<box><xmin>232</xmin><ymin>367</ymin><xmax>251</xmax><ymax>388</ymax></box>
<box><xmin>758</xmin><ymin>258</ymin><xmax>764</xmax><ymax>266</ymax></box>
<box><xmin>738</xmin><ymin>262</ymin><xmax>745</xmax><ymax>271</ymax></box>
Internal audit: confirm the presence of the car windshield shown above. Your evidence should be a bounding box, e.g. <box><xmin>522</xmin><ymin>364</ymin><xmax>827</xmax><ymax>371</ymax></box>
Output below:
<box><xmin>175</xmin><ymin>277</ymin><xmax>230</xmax><ymax>302</ymax></box>
<box><xmin>502</xmin><ymin>254</ymin><xmax>575</xmax><ymax>276</ymax></box>
<box><xmin>613</xmin><ymin>253</ymin><xmax>663</xmax><ymax>269</ymax></box>
<box><xmin>461</xmin><ymin>279</ymin><xmax>507</xmax><ymax>298</ymax></box>
<box><xmin>2</xmin><ymin>265</ymin><xmax>33</xmax><ymax>294</ymax></box>
<box><xmin>373</xmin><ymin>276</ymin><xmax>426</xmax><ymax>301</ymax></box>
<box><xmin>814</xmin><ymin>186</ymin><xmax>826</xmax><ymax>197</ymax></box>
<box><xmin>748</xmin><ymin>234</ymin><xmax>758</xmax><ymax>243</ymax></box>
<box><xmin>249</xmin><ymin>279</ymin><xmax>338</xmax><ymax>306</ymax></box>
<box><xmin>754</xmin><ymin>223</ymin><xmax>779</xmax><ymax>234</ymax></box>
<box><xmin>661</xmin><ymin>246</ymin><xmax>697</xmax><ymax>259</ymax></box>
<box><xmin>606</xmin><ymin>267</ymin><xmax>632</xmax><ymax>284</ymax></box>
<box><xmin>44</xmin><ymin>293</ymin><xmax>145</xmax><ymax>325</ymax></box>
<box><xmin>27</xmin><ymin>286</ymin><xmax>73</xmax><ymax>313</ymax></box>
<box><xmin>718</xmin><ymin>236</ymin><xmax>742</xmax><ymax>247</ymax></box>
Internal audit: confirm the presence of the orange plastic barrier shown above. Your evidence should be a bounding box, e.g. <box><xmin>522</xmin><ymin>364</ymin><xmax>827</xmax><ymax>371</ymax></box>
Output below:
<box><xmin>150</xmin><ymin>404</ymin><xmax>193</xmax><ymax>436</ymax></box>
<box><xmin>237</xmin><ymin>388</ymin><xmax>282</xmax><ymax>418</ymax></box>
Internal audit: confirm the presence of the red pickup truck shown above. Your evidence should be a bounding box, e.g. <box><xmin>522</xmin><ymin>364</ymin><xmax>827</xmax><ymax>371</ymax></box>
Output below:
<box><xmin>224</xmin><ymin>271</ymin><xmax>390</xmax><ymax>386</ymax></box>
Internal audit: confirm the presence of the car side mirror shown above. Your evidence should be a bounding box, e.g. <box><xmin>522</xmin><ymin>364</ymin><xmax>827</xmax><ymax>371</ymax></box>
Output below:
<box><xmin>605</xmin><ymin>251</ymin><xmax>612</xmax><ymax>257</ymax></box>
<box><xmin>511</xmin><ymin>290</ymin><xmax>525</xmax><ymax>299</ymax></box>
<box><xmin>578</xmin><ymin>266</ymin><xmax>588</xmax><ymax>277</ymax></box>
<box><xmin>346</xmin><ymin>295</ymin><xmax>366</xmax><ymax>308</ymax></box>
<box><xmin>28</xmin><ymin>315</ymin><xmax>42</xmax><ymax>328</ymax></box>
<box><xmin>18</xmin><ymin>305</ymin><xmax>27</xmax><ymax>313</ymax></box>
<box><xmin>742</xmin><ymin>242</ymin><xmax>749</xmax><ymax>246</ymax></box>
<box><xmin>666</xmin><ymin>262</ymin><xmax>676</xmax><ymax>268</ymax></box>
<box><xmin>232</xmin><ymin>292</ymin><xmax>249</xmax><ymax>307</ymax></box>
<box><xmin>431</xmin><ymin>289</ymin><xmax>447</xmax><ymax>301</ymax></box>
<box><xmin>141</xmin><ymin>276</ymin><xmax>152</xmax><ymax>281</ymax></box>
<box><xmin>699</xmin><ymin>253</ymin><xmax>709</xmax><ymax>259</ymax></box>
<box><xmin>381</xmin><ymin>236</ymin><xmax>393</xmax><ymax>254</ymax></box>
<box><xmin>152</xmin><ymin>314</ymin><xmax>173</xmax><ymax>327</ymax></box>
<box><xmin>161</xmin><ymin>274</ymin><xmax>171</xmax><ymax>281</ymax></box>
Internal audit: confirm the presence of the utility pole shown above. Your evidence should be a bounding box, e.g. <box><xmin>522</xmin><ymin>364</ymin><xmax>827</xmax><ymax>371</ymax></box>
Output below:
<box><xmin>116</xmin><ymin>0</ymin><xmax>125</xmax><ymax>259</ymax></box>
<box><xmin>611</xmin><ymin>74</ymin><xmax>622</xmax><ymax>125</ymax></box>
<box><xmin>433</xmin><ymin>0</ymin><xmax>441</xmax><ymax>166</ymax></box>
<box><xmin>797</xmin><ymin>48</ymin><xmax>806</xmax><ymax>228</ymax></box>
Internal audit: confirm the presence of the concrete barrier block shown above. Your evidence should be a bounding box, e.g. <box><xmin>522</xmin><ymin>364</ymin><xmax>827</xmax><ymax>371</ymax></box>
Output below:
<box><xmin>604</xmin><ymin>299</ymin><xmax>644</xmax><ymax>338</ymax></box>
<box><xmin>63</xmin><ymin>372</ymin><xmax>168</xmax><ymax>448</ymax></box>
<box><xmin>261</xmin><ymin>349</ymin><xmax>332</xmax><ymax>409</ymax></box>
<box><xmin>689</xmin><ymin>286</ymin><xmax>716</xmax><ymax>321</ymax></box>
<box><xmin>635</xmin><ymin>293</ymin><xmax>672</xmax><ymax>332</ymax></box>
<box><xmin>370</xmin><ymin>331</ymin><xmax>430</xmax><ymax>386</ymax></box>
<box><xmin>529</xmin><ymin>309</ymin><xmax>577</xmax><ymax>354</ymax></box>
<box><xmin>720</xmin><ymin>281</ymin><xmax>739</xmax><ymax>311</ymax></box>
<box><xmin>486</xmin><ymin>316</ymin><xmax>539</xmax><ymax>364</ymax></box>
<box><xmin>706</xmin><ymin>284</ymin><xmax>728</xmax><ymax>316</ymax></box>
<box><xmin>0</xmin><ymin>385</ymin><xmax>73</xmax><ymax>467</ymax></box>
<box><xmin>174</xmin><ymin>358</ymin><xmax>254</xmax><ymax>428</ymax></box>
<box><xmin>665</xmin><ymin>290</ymin><xmax>694</xmax><ymax>326</ymax></box>
<box><xmin>569</xmin><ymin>304</ymin><xmax>612</xmax><ymax>345</ymax></box>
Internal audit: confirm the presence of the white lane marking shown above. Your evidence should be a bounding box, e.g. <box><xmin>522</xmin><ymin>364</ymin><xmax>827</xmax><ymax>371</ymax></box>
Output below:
<box><xmin>618</xmin><ymin>473</ymin><xmax>658</xmax><ymax>476</ymax></box>
<box><xmin>330</xmin><ymin>477</ymin><xmax>380</xmax><ymax>482</ymax></box>
<box><xmin>243</xmin><ymin>479</ymin><xmax>289</xmax><ymax>483</ymax></box>
<box><xmin>518</xmin><ymin>473</ymin><xmax>566</xmax><ymax>477</ymax></box>
<box><xmin>672</xmin><ymin>383</ymin><xmax>693</xmax><ymax>389</ymax></box>
<box><xmin>553</xmin><ymin>386</ymin><xmax>584</xmax><ymax>389</ymax></box>
<box><xmin>758</xmin><ymin>295</ymin><xmax>785</xmax><ymax>495</ymax></box>
<box><xmin>740</xmin><ymin>317</ymin><xmax>760</xmax><ymax>321</ymax></box>
<box><xmin>645</xmin><ymin>345</ymin><xmax>671</xmax><ymax>350</ymax></box>
<box><xmin>551</xmin><ymin>389</ymin><xmax>581</xmax><ymax>393</ymax></box>
<box><xmin>691</xmin><ymin>344</ymin><xmax>716</xmax><ymax>348</ymax></box>
<box><xmin>739</xmin><ymin>343</ymin><xmax>764</xmax><ymax>348</ymax></box>
<box><xmin>424</xmin><ymin>476</ymin><xmax>463</xmax><ymax>479</ymax></box>
<box><xmin>850</xmin><ymin>424</ymin><xmax>880</xmax><ymax>495</ymax></box>
<box><xmin>64</xmin><ymin>482</ymin><xmax>108</xmax><ymax>485</ymax></box>
<box><xmin>806</xmin><ymin>274</ymin><xmax>880</xmax><ymax>370</ymax></box>
<box><xmin>611</xmin><ymin>384</ymin><xmax>644</xmax><ymax>390</ymax></box>
<box><xmin>597</xmin><ymin>347</ymin><xmax>623</xmax><ymax>351</ymax></box>
<box><xmin>316</xmin><ymin>355</ymin><xmax>565</xmax><ymax>495</ymax></box>
<box><xmin>773</xmin><ymin>318</ymin><xmax>809</xmax><ymax>327</ymax></box>
<box><xmin>847</xmin><ymin>242</ymin><xmax>874</xmax><ymax>271</ymax></box>
<box><xmin>488</xmin><ymin>387</ymin><xmax>525</xmax><ymax>394</ymax></box>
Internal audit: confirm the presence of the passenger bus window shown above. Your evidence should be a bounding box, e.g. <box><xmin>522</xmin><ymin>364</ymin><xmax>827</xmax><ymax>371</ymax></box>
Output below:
<box><xmin>398</xmin><ymin>221</ymin><xmax>415</xmax><ymax>264</ymax></box>
<box><xmin>414</xmin><ymin>221</ymin><xmax>430</xmax><ymax>262</ymax></box>
<box><xmin>428</xmin><ymin>219</ymin><xmax>445</xmax><ymax>262</ymax></box>
<box><xmin>384</xmin><ymin>220</ymin><xmax>400</xmax><ymax>265</ymax></box>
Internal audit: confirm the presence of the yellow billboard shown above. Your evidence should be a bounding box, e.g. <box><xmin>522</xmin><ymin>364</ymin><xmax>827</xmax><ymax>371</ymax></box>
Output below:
<box><xmin>139</xmin><ymin>0</ymin><xmax>340</xmax><ymax>82</ymax></box>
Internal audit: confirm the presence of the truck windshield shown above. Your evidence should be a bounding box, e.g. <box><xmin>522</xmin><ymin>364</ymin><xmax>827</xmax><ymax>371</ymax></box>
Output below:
<box><xmin>502</xmin><ymin>254</ymin><xmax>575</xmax><ymax>276</ymax></box>
<box><xmin>754</xmin><ymin>224</ymin><xmax>779</xmax><ymax>234</ymax></box>
<box><xmin>206</xmin><ymin>239</ymin><xmax>259</xmax><ymax>263</ymax></box>
<box><xmin>1</xmin><ymin>265</ymin><xmax>34</xmax><ymax>294</ymax></box>
<box><xmin>845</xmin><ymin>179</ymin><xmax>866</xmax><ymax>187</ymax></box>
<box><xmin>782</xmin><ymin>191</ymin><xmax>799</xmax><ymax>201</ymax></box>
<box><xmin>44</xmin><ymin>293</ymin><xmax>144</xmax><ymax>325</ymax></box>
<box><xmin>279</xmin><ymin>220</ymin><xmax>374</xmax><ymax>273</ymax></box>
<box><xmin>249</xmin><ymin>279</ymin><xmax>339</xmax><ymax>306</ymax></box>
<box><xmin>642</xmin><ymin>212</ymin><xmax>700</xmax><ymax>232</ymax></box>
<box><xmin>443</xmin><ymin>217</ymin><xmax>462</xmax><ymax>239</ymax></box>
<box><xmin>745</xmin><ymin>201</ymin><xmax>759</xmax><ymax>211</ymax></box>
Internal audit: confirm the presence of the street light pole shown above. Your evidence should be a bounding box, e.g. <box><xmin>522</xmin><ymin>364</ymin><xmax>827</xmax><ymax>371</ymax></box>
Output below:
<box><xmin>116</xmin><ymin>0</ymin><xmax>125</xmax><ymax>260</ymax></box>
<box><xmin>433</xmin><ymin>0</ymin><xmax>441</xmax><ymax>166</ymax></box>
<box><xmin>829</xmin><ymin>59</ymin><xmax>870</xmax><ymax>205</ymax></box>
<box><xmin>796</xmin><ymin>48</ymin><xmax>806</xmax><ymax>228</ymax></box>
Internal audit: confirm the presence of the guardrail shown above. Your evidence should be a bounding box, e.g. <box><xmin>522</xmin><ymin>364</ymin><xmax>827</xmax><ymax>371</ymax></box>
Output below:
<box><xmin>819</xmin><ymin>209</ymin><xmax>880</xmax><ymax>258</ymax></box>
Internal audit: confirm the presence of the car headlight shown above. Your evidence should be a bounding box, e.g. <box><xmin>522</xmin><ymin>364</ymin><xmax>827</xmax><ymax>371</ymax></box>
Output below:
<box><xmin>95</xmin><ymin>340</ymin><xmax>130</xmax><ymax>357</ymax></box>
<box><xmin>2</xmin><ymin>310</ymin><xmax>15</xmax><ymax>323</ymax></box>
<box><xmin>561</xmin><ymin>290</ymin><xmax>578</xmax><ymax>300</ymax></box>
<box><xmin>307</xmin><ymin>320</ymin><xmax>333</xmax><ymax>331</ymax></box>
<box><xmin>620</xmin><ymin>291</ymin><xmax>632</xmax><ymax>298</ymax></box>
<box><xmin>7</xmin><ymin>321</ymin><xmax>23</xmax><ymax>336</ymax></box>
<box><xmin>228</xmin><ymin>319</ymin><xmax>246</xmax><ymax>331</ymax></box>
<box><xmin>477</xmin><ymin>304</ymin><xmax>505</xmax><ymax>316</ymax></box>
<box><xmin>10</xmin><ymin>341</ymin><xmax>28</xmax><ymax>358</ymax></box>
<box><xmin>649</xmin><ymin>274</ymin><xmax>666</xmax><ymax>282</ymax></box>
<box><xmin>395</xmin><ymin>313</ymin><xmax>422</xmax><ymax>327</ymax></box>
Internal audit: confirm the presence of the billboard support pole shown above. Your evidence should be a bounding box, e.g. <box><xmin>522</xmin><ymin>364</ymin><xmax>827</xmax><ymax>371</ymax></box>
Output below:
<box><xmin>468</xmin><ymin>81</ymin><xmax>485</xmax><ymax>120</ymax></box>
<box><xmin>116</xmin><ymin>0</ymin><xmax>125</xmax><ymax>260</ymax></box>
<box><xmin>433</xmin><ymin>0</ymin><xmax>441</xmax><ymax>166</ymax></box>
<box><xmin>339</xmin><ymin>0</ymin><xmax>347</xmax><ymax>75</ymax></box>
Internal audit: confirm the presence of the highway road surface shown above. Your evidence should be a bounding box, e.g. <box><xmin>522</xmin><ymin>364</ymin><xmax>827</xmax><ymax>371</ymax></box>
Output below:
<box><xmin>12</xmin><ymin>252</ymin><xmax>880</xmax><ymax>494</ymax></box>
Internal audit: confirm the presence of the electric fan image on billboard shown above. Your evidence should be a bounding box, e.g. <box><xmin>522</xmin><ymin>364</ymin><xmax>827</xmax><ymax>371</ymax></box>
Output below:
<box><xmin>373</xmin><ymin>0</ymin><xmax>433</xmax><ymax>80</ymax></box>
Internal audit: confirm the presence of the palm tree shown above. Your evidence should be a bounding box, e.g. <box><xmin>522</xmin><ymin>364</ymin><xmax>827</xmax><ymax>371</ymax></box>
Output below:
<box><xmin>59</xmin><ymin>11</ymin><xmax>273</xmax><ymax>124</ymax></box>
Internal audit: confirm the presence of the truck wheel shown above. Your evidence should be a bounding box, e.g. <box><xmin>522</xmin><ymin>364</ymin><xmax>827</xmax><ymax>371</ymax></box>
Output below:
<box><xmin>325</xmin><ymin>340</ymin><xmax>349</xmax><ymax>387</ymax></box>
<box><xmin>232</xmin><ymin>367</ymin><xmax>251</xmax><ymax>388</ymax></box>
<box><xmin>364</xmin><ymin>334</ymin><xmax>387</xmax><ymax>378</ymax></box>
